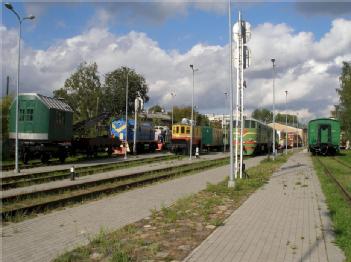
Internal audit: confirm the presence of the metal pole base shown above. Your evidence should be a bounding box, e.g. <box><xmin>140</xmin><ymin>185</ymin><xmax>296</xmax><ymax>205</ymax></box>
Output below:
<box><xmin>228</xmin><ymin>180</ymin><xmax>235</xmax><ymax>188</ymax></box>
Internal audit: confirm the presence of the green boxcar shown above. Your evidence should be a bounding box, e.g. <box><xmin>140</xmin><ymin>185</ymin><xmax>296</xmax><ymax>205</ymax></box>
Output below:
<box><xmin>9</xmin><ymin>93</ymin><xmax>73</xmax><ymax>141</ymax></box>
<box><xmin>308</xmin><ymin>118</ymin><xmax>340</xmax><ymax>155</ymax></box>
<box><xmin>201</xmin><ymin>126</ymin><xmax>223</xmax><ymax>150</ymax></box>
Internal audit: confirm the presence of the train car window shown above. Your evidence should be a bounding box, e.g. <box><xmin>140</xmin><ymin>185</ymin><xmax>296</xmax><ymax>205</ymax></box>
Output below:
<box><xmin>181</xmin><ymin>126</ymin><xmax>185</xmax><ymax>134</ymax></box>
<box><xmin>176</xmin><ymin>126</ymin><xmax>179</xmax><ymax>133</ymax></box>
<box><xmin>186</xmin><ymin>127</ymin><xmax>190</xmax><ymax>134</ymax></box>
<box><xmin>252</xmin><ymin>121</ymin><xmax>256</xmax><ymax>128</ymax></box>
<box><xmin>19</xmin><ymin>109</ymin><xmax>25</xmax><ymax>121</ymax></box>
<box><xmin>245</xmin><ymin>120</ymin><xmax>251</xmax><ymax>128</ymax></box>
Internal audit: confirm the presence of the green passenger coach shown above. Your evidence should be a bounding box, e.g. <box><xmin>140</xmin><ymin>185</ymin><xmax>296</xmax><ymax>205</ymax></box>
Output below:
<box><xmin>9</xmin><ymin>93</ymin><xmax>73</xmax><ymax>141</ymax></box>
<box><xmin>308</xmin><ymin>118</ymin><xmax>340</xmax><ymax>155</ymax></box>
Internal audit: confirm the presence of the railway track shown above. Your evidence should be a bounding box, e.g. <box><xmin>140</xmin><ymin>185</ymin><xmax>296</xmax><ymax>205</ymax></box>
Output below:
<box><xmin>1</xmin><ymin>156</ymin><xmax>229</xmax><ymax>221</ymax></box>
<box><xmin>332</xmin><ymin>156</ymin><xmax>351</xmax><ymax>169</ymax></box>
<box><xmin>1</xmin><ymin>155</ymin><xmax>180</xmax><ymax>190</ymax></box>
<box><xmin>316</xmin><ymin>157</ymin><xmax>351</xmax><ymax>206</ymax></box>
<box><xmin>1</xmin><ymin>154</ymin><xmax>112</xmax><ymax>171</ymax></box>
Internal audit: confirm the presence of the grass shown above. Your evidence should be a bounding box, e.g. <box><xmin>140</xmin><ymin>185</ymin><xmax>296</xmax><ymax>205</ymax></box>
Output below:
<box><xmin>312</xmin><ymin>150</ymin><xmax>351</xmax><ymax>262</ymax></box>
<box><xmin>54</xmin><ymin>153</ymin><xmax>290</xmax><ymax>262</ymax></box>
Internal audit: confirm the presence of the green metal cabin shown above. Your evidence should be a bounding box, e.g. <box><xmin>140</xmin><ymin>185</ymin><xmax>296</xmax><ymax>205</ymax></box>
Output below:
<box><xmin>201</xmin><ymin>126</ymin><xmax>223</xmax><ymax>150</ymax></box>
<box><xmin>9</xmin><ymin>93</ymin><xmax>73</xmax><ymax>142</ymax></box>
<box><xmin>308</xmin><ymin>118</ymin><xmax>340</xmax><ymax>155</ymax></box>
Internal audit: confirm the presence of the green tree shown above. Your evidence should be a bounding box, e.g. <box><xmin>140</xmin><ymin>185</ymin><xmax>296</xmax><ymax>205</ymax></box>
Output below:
<box><xmin>172</xmin><ymin>106</ymin><xmax>209</xmax><ymax>126</ymax></box>
<box><xmin>1</xmin><ymin>95</ymin><xmax>14</xmax><ymax>160</ymax></box>
<box><xmin>1</xmin><ymin>95</ymin><xmax>13</xmax><ymax>140</ymax></box>
<box><xmin>148</xmin><ymin>104</ymin><xmax>163</xmax><ymax>113</ymax></box>
<box><xmin>53</xmin><ymin>62</ymin><xmax>102</xmax><ymax>123</ymax></box>
<box><xmin>337</xmin><ymin>62</ymin><xmax>351</xmax><ymax>139</ymax></box>
<box><xmin>102</xmin><ymin>67</ymin><xmax>149</xmax><ymax>116</ymax></box>
<box><xmin>251</xmin><ymin>108</ymin><xmax>273</xmax><ymax>123</ymax></box>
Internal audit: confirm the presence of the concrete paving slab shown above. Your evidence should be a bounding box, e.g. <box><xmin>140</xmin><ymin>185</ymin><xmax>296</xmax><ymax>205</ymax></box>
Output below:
<box><xmin>184</xmin><ymin>151</ymin><xmax>345</xmax><ymax>262</ymax></box>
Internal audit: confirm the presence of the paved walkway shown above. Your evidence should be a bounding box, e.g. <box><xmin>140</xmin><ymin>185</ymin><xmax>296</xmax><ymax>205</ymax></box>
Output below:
<box><xmin>185</xmin><ymin>151</ymin><xmax>345</xmax><ymax>262</ymax></box>
<box><xmin>1</xmin><ymin>155</ymin><xmax>265</xmax><ymax>262</ymax></box>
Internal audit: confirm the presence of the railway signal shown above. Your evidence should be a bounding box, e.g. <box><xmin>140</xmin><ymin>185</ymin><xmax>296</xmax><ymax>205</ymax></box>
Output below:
<box><xmin>233</xmin><ymin>11</ymin><xmax>251</xmax><ymax>180</ymax></box>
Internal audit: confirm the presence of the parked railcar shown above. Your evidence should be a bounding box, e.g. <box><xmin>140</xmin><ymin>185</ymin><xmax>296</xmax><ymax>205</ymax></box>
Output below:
<box><xmin>171</xmin><ymin>123</ymin><xmax>201</xmax><ymax>154</ymax></box>
<box><xmin>201</xmin><ymin>126</ymin><xmax>223</xmax><ymax>151</ymax></box>
<box><xmin>8</xmin><ymin>93</ymin><xmax>73</xmax><ymax>163</ymax></box>
<box><xmin>308</xmin><ymin>118</ymin><xmax>340</xmax><ymax>155</ymax></box>
<box><xmin>111</xmin><ymin>119</ymin><xmax>157</xmax><ymax>153</ymax></box>
<box><xmin>8</xmin><ymin>93</ymin><xmax>120</xmax><ymax>164</ymax></box>
<box><xmin>233</xmin><ymin>119</ymin><xmax>275</xmax><ymax>155</ymax></box>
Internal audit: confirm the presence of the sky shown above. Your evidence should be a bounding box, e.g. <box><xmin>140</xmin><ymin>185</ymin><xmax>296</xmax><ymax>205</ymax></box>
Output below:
<box><xmin>2</xmin><ymin>1</ymin><xmax>351</xmax><ymax>123</ymax></box>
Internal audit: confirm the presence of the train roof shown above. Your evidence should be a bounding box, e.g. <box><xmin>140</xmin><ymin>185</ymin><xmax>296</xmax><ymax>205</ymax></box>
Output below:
<box><xmin>20</xmin><ymin>93</ymin><xmax>73</xmax><ymax>112</ymax></box>
<box><xmin>308</xmin><ymin>118</ymin><xmax>339</xmax><ymax>123</ymax></box>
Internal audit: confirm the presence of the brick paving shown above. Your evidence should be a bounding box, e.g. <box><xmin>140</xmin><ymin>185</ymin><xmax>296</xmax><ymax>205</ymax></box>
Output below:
<box><xmin>184</xmin><ymin>151</ymin><xmax>345</xmax><ymax>262</ymax></box>
<box><xmin>1</xmin><ymin>155</ymin><xmax>264</xmax><ymax>262</ymax></box>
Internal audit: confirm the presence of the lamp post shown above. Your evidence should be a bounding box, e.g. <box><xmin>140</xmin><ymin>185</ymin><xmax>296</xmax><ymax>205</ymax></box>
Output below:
<box><xmin>292</xmin><ymin>114</ymin><xmax>295</xmax><ymax>151</ymax></box>
<box><xmin>271</xmin><ymin>58</ymin><xmax>276</xmax><ymax>160</ymax></box>
<box><xmin>224</xmin><ymin>92</ymin><xmax>229</xmax><ymax>152</ymax></box>
<box><xmin>124</xmin><ymin>70</ymin><xmax>129</xmax><ymax>160</ymax></box>
<box><xmin>171</xmin><ymin>91</ymin><xmax>176</xmax><ymax>126</ymax></box>
<box><xmin>189</xmin><ymin>64</ymin><xmax>198</xmax><ymax>160</ymax></box>
<box><xmin>5</xmin><ymin>3</ymin><xmax>35</xmax><ymax>174</ymax></box>
<box><xmin>296</xmin><ymin>112</ymin><xmax>299</xmax><ymax>149</ymax></box>
<box><xmin>285</xmin><ymin>90</ymin><xmax>288</xmax><ymax>155</ymax></box>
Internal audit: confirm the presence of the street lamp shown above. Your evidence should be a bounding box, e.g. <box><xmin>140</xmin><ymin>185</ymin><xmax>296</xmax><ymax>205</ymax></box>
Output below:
<box><xmin>285</xmin><ymin>90</ymin><xmax>288</xmax><ymax>155</ymax></box>
<box><xmin>5</xmin><ymin>2</ymin><xmax>35</xmax><ymax>174</ymax></box>
<box><xmin>271</xmin><ymin>58</ymin><xmax>276</xmax><ymax>160</ymax></box>
<box><xmin>224</xmin><ymin>92</ymin><xmax>229</xmax><ymax>152</ymax></box>
<box><xmin>124</xmin><ymin>69</ymin><xmax>129</xmax><ymax>160</ymax></box>
<box><xmin>171</xmin><ymin>91</ymin><xmax>176</xmax><ymax>126</ymax></box>
<box><xmin>189</xmin><ymin>64</ymin><xmax>198</xmax><ymax>160</ymax></box>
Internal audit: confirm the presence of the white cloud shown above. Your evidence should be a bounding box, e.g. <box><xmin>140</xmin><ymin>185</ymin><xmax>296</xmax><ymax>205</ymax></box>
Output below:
<box><xmin>2</xmin><ymin>17</ymin><xmax>351</xmax><ymax>122</ymax></box>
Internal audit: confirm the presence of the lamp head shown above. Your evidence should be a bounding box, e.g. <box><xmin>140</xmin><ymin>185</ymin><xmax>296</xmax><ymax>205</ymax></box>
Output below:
<box><xmin>28</xmin><ymin>15</ymin><xmax>35</xmax><ymax>20</ymax></box>
<box><xmin>5</xmin><ymin>3</ymin><xmax>13</xmax><ymax>10</ymax></box>
<box><xmin>271</xmin><ymin>58</ymin><xmax>275</xmax><ymax>63</ymax></box>
<box><xmin>189</xmin><ymin>64</ymin><xmax>193</xmax><ymax>69</ymax></box>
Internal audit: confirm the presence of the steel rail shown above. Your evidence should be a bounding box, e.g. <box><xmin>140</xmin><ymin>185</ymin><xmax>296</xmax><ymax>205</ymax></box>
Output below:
<box><xmin>1</xmin><ymin>157</ymin><xmax>228</xmax><ymax>220</ymax></box>
<box><xmin>1</xmin><ymin>155</ymin><xmax>178</xmax><ymax>188</ymax></box>
<box><xmin>316</xmin><ymin>157</ymin><xmax>351</xmax><ymax>206</ymax></box>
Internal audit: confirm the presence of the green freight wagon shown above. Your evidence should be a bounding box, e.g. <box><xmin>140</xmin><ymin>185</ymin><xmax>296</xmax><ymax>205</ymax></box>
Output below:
<box><xmin>9</xmin><ymin>93</ymin><xmax>73</xmax><ymax>163</ymax></box>
<box><xmin>308</xmin><ymin>118</ymin><xmax>340</xmax><ymax>155</ymax></box>
<box><xmin>201</xmin><ymin>126</ymin><xmax>223</xmax><ymax>151</ymax></box>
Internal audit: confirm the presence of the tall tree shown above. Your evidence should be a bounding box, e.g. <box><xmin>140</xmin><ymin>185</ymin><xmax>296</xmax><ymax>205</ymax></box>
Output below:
<box><xmin>172</xmin><ymin>106</ymin><xmax>209</xmax><ymax>126</ymax></box>
<box><xmin>102</xmin><ymin>67</ymin><xmax>149</xmax><ymax>116</ymax></box>
<box><xmin>1</xmin><ymin>95</ymin><xmax>13</xmax><ymax>140</ymax></box>
<box><xmin>53</xmin><ymin>62</ymin><xmax>102</xmax><ymax>123</ymax></box>
<box><xmin>251</xmin><ymin>108</ymin><xmax>273</xmax><ymax>123</ymax></box>
<box><xmin>148</xmin><ymin>104</ymin><xmax>163</xmax><ymax>113</ymax></box>
<box><xmin>337</xmin><ymin>62</ymin><xmax>351</xmax><ymax>139</ymax></box>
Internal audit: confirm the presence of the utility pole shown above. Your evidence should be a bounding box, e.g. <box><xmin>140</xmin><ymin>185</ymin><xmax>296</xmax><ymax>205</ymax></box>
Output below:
<box><xmin>233</xmin><ymin>10</ymin><xmax>251</xmax><ymax>180</ymax></box>
<box><xmin>228</xmin><ymin>0</ymin><xmax>235</xmax><ymax>187</ymax></box>
<box><xmin>124</xmin><ymin>71</ymin><xmax>129</xmax><ymax>160</ymax></box>
<box><xmin>271</xmin><ymin>59</ymin><xmax>276</xmax><ymax>160</ymax></box>
<box><xmin>285</xmin><ymin>90</ymin><xmax>288</xmax><ymax>155</ymax></box>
